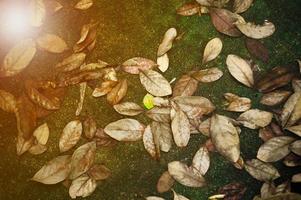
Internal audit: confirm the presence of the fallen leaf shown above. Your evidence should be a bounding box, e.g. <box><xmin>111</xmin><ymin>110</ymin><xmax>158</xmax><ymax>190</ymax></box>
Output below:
<box><xmin>233</xmin><ymin>0</ymin><xmax>253</xmax><ymax>13</ymax></box>
<box><xmin>210</xmin><ymin>114</ymin><xmax>240</xmax><ymax>162</ymax></box>
<box><xmin>122</xmin><ymin>57</ymin><xmax>157</xmax><ymax>74</ymax></box>
<box><xmin>83</xmin><ymin>116</ymin><xmax>97</xmax><ymax>139</ymax></box>
<box><xmin>113</xmin><ymin>102</ymin><xmax>144</xmax><ymax>116</ymax></box>
<box><xmin>196</xmin><ymin>0</ymin><xmax>230</xmax><ymax>7</ymax></box>
<box><xmin>92</xmin><ymin>80</ymin><xmax>118</xmax><ymax>97</ymax></box>
<box><xmin>275</xmin><ymin>181</ymin><xmax>291</xmax><ymax>194</ymax></box>
<box><xmin>226</xmin><ymin>54</ymin><xmax>254</xmax><ymax>87</ymax></box>
<box><xmin>257</xmin><ymin>136</ymin><xmax>295</xmax><ymax>162</ymax></box>
<box><xmin>191</xmin><ymin>67</ymin><xmax>223</xmax><ymax>83</ymax></box>
<box><xmin>209</xmin><ymin>8</ymin><xmax>244</xmax><ymax>37</ymax></box>
<box><xmin>28</xmin><ymin>143</ymin><xmax>47</xmax><ymax>155</ymax></box>
<box><xmin>172</xmin><ymin>74</ymin><xmax>198</xmax><ymax>97</ymax></box>
<box><xmin>1</xmin><ymin>39</ymin><xmax>36</xmax><ymax>77</ymax></box>
<box><xmin>254</xmin><ymin>193</ymin><xmax>301</xmax><ymax>200</ymax></box>
<box><xmin>37</xmin><ymin>33</ymin><xmax>68</xmax><ymax>53</ymax></box>
<box><xmin>87</xmin><ymin>164</ymin><xmax>111</xmax><ymax>181</ymax></box>
<box><xmin>157</xmin><ymin>54</ymin><xmax>169</xmax><ymax>72</ymax></box>
<box><xmin>30</xmin><ymin>0</ymin><xmax>46</xmax><ymax>27</ymax></box>
<box><xmin>16</xmin><ymin>135</ymin><xmax>34</xmax><ymax>156</ymax></box>
<box><xmin>140</xmin><ymin>70</ymin><xmax>172</xmax><ymax>97</ymax></box>
<box><xmin>157</xmin><ymin>28</ymin><xmax>177</xmax><ymax>56</ymax></box>
<box><xmin>107</xmin><ymin>79</ymin><xmax>128</xmax><ymax>105</ymax></box>
<box><xmin>290</xmin><ymin>140</ymin><xmax>301</xmax><ymax>156</ymax></box>
<box><xmin>55</xmin><ymin>53</ymin><xmax>86</xmax><ymax>72</ymax></box>
<box><xmin>152</xmin><ymin>121</ymin><xmax>173</xmax><ymax>152</ymax></box>
<box><xmin>146</xmin><ymin>197</ymin><xmax>165</xmax><ymax>200</ymax></box>
<box><xmin>74</xmin><ymin>0</ymin><xmax>93</xmax><ymax>10</ymax></box>
<box><xmin>261</xmin><ymin>182</ymin><xmax>276</xmax><ymax>199</ymax></box>
<box><xmin>146</xmin><ymin>107</ymin><xmax>171</xmax><ymax>123</ymax></box>
<box><xmin>31</xmin><ymin>155</ymin><xmax>71</xmax><ymax>184</ymax></box>
<box><xmin>191</xmin><ymin>146</ymin><xmax>210</xmax><ymax>175</ymax></box>
<box><xmin>143</xmin><ymin>125</ymin><xmax>159</xmax><ymax>159</ymax></box>
<box><xmin>286</xmin><ymin>125</ymin><xmax>301</xmax><ymax>137</ymax></box>
<box><xmin>74</xmin><ymin>20</ymin><xmax>98</xmax><ymax>53</ymax></box>
<box><xmin>69</xmin><ymin>141</ymin><xmax>96</xmax><ymax>180</ymax></box>
<box><xmin>33</xmin><ymin>123</ymin><xmax>49</xmax><ymax>145</ymax></box>
<box><xmin>260</xmin><ymin>91</ymin><xmax>291</xmax><ymax>106</ymax></box>
<box><xmin>0</xmin><ymin>89</ymin><xmax>17</xmax><ymax>113</ymax></box>
<box><xmin>237</xmin><ymin>109</ymin><xmax>273</xmax><ymax>129</ymax></box>
<box><xmin>59</xmin><ymin>120</ymin><xmax>82</xmax><ymax>153</ymax></box>
<box><xmin>283</xmin><ymin>153</ymin><xmax>301</xmax><ymax>167</ymax></box>
<box><xmin>280</xmin><ymin>92</ymin><xmax>301</xmax><ymax>127</ymax></box>
<box><xmin>198</xmin><ymin>118</ymin><xmax>211</xmax><ymax>136</ymax></box>
<box><xmin>202</xmin><ymin>38</ymin><xmax>223</xmax><ymax>65</ymax></box>
<box><xmin>224</xmin><ymin>93</ymin><xmax>251</xmax><ymax>112</ymax></box>
<box><xmin>218</xmin><ymin>182</ymin><xmax>247</xmax><ymax>200</ymax></box>
<box><xmin>245</xmin><ymin>38</ymin><xmax>269</xmax><ymax>63</ymax></box>
<box><xmin>104</xmin><ymin>118</ymin><xmax>145</xmax><ymax>141</ymax></box>
<box><xmin>69</xmin><ymin>174</ymin><xmax>97</xmax><ymax>199</ymax></box>
<box><xmin>176</xmin><ymin>2</ymin><xmax>202</xmax><ymax>16</ymax></box>
<box><xmin>235</xmin><ymin>21</ymin><xmax>276</xmax><ymax>39</ymax></box>
<box><xmin>173</xmin><ymin>189</ymin><xmax>190</xmax><ymax>200</ymax></box>
<box><xmin>76</xmin><ymin>82</ymin><xmax>87</xmax><ymax>116</ymax></box>
<box><xmin>157</xmin><ymin>171</ymin><xmax>175</xmax><ymax>193</ymax></box>
<box><xmin>292</xmin><ymin>173</ymin><xmax>301</xmax><ymax>183</ymax></box>
<box><xmin>259</xmin><ymin>126</ymin><xmax>276</xmax><ymax>142</ymax></box>
<box><xmin>292</xmin><ymin>79</ymin><xmax>301</xmax><ymax>92</ymax></box>
<box><xmin>94</xmin><ymin>128</ymin><xmax>117</xmax><ymax>147</ymax></box>
<box><xmin>245</xmin><ymin>159</ymin><xmax>280</xmax><ymax>181</ymax></box>
<box><xmin>168</xmin><ymin>161</ymin><xmax>206</xmax><ymax>187</ymax></box>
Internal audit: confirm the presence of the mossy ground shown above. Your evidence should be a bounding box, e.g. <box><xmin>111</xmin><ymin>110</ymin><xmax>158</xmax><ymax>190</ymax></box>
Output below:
<box><xmin>0</xmin><ymin>0</ymin><xmax>301</xmax><ymax>199</ymax></box>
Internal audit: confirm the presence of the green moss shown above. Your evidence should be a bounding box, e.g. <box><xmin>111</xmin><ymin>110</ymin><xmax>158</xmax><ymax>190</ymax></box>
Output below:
<box><xmin>1</xmin><ymin>0</ymin><xmax>301</xmax><ymax>199</ymax></box>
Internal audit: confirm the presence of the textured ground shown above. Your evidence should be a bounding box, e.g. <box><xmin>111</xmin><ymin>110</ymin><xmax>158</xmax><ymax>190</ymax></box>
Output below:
<box><xmin>0</xmin><ymin>0</ymin><xmax>301</xmax><ymax>199</ymax></box>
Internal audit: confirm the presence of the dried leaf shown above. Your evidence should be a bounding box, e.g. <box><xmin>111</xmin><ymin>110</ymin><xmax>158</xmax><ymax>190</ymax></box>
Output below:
<box><xmin>157</xmin><ymin>171</ymin><xmax>175</xmax><ymax>193</ymax></box>
<box><xmin>59</xmin><ymin>120</ymin><xmax>82</xmax><ymax>153</ymax></box>
<box><xmin>143</xmin><ymin>125</ymin><xmax>159</xmax><ymax>159</ymax></box>
<box><xmin>235</xmin><ymin>21</ymin><xmax>276</xmax><ymax>39</ymax></box>
<box><xmin>283</xmin><ymin>153</ymin><xmax>301</xmax><ymax>167</ymax></box>
<box><xmin>173</xmin><ymin>190</ymin><xmax>190</xmax><ymax>200</ymax></box>
<box><xmin>76</xmin><ymin>82</ymin><xmax>87</xmax><ymax>116</ymax></box>
<box><xmin>172</xmin><ymin>74</ymin><xmax>198</xmax><ymax>97</ymax></box>
<box><xmin>0</xmin><ymin>89</ymin><xmax>17</xmax><ymax>113</ymax></box>
<box><xmin>152</xmin><ymin>121</ymin><xmax>173</xmax><ymax>152</ymax></box>
<box><xmin>177</xmin><ymin>2</ymin><xmax>202</xmax><ymax>16</ymax></box>
<box><xmin>226</xmin><ymin>54</ymin><xmax>254</xmax><ymax>87</ymax></box>
<box><xmin>30</xmin><ymin>0</ymin><xmax>46</xmax><ymax>27</ymax></box>
<box><xmin>172</xmin><ymin>96</ymin><xmax>215</xmax><ymax>119</ymax></box>
<box><xmin>286</xmin><ymin>125</ymin><xmax>301</xmax><ymax>137</ymax></box>
<box><xmin>74</xmin><ymin>21</ymin><xmax>98</xmax><ymax>53</ymax></box>
<box><xmin>107</xmin><ymin>79</ymin><xmax>128</xmax><ymax>105</ymax></box>
<box><xmin>233</xmin><ymin>0</ymin><xmax>253</xmax><ymax>13</ymax></box>
<box><xmin>94</xmin><ymin>128</ymin><xmax>117</xmax><ymax>147</ymax></box>
<box><xmin>196</xmin><ymin>0</ymin><xmax>230</xmax><ymax>7</ymax></box>
<box><xmin>209</xmin><ymin>8</ymin><xmax>244</xmax><ymax>37</ymax></box>
<box><xmin>1</xmin><ymin>39</ymin><xmax>36</xmax><ymax>77</ymax></box>
<box><xmin>55</xmin><ymin>53</ymin><xmax>86</xmax><ymax>72</ymax></box>
<box><xmin>69</xmin><ymin>174</ymin><xmax>97</xmax><ymax>199</ymax></box>
<box><xmin>171</xmin><ymin>103</ymin><xmax>191</xmax><ymax>147</ymax></box>
<box><xmin>281</xmin><ymin>92</ymin><xmax>301</xmax><ymax>127</ymax></box>
<box><xmin>146</xmin><ymin>107</ymin><xmax>171</xmax><ymax>123</ymax></box>
<box><xmin>192</xmin><ymin>146</ymin><xmax>210</xmax><ymax>176</ymax></box>
<box><xmin>87</xmin><ymin>164</ymin><xmax>111</xmax><ymax>181</ymax></box>
<box><xmin>257</xmin><ymin>136</ymin><xmax>295</xmax><ymax>162</ymax></box>
<box><xmin>292</xmin><ymin>79</ymin><xmax>301</xmax><ymax>93</ymax></box>
<box><xmin>113</xmin><ymin>102</ymin><xmax>144</xmax><ymax>116</ymax></box>
<box><xmin>157</xmin><ymin>28</ymin><xmax>177</xmax><ymax>56</ymax></box>
<box><xmin>218</xmin><ymin>182</ymin><xmax>247</xmax><ymax>200</ymax></box>
<box><xmin>74</xmin><ymin>0</ymin><xmax>93</xmax><ymax>10</ymax></box>
<box><xmin>202</xmin><ymin>38</ymin><xmax>223</xmax><ymax>65</ymax></box>
<box><xmin>31</xmin><ymin>155</ymin><xmax>71</xmax><ymax>184</ymax></box>
<box><xmin>191</xmin><ymin>67</ymin><xmax>223</xmax><ymax>83</ymax></box>
<box><xmin>69</xmin><ymin>141</ymin><xmax>96</xmax><ymax>180</ymax></box>
<box><xmin>260</xmin><ymin>91</ymin><xmax>291</xmax><ymax>106</ymax></box>
<box><xmin>168</xmin><ymin>161</ymin><xmax>206</xmax><ymax>187</ymax></box>
<box><xmin>83</xmin><ymin>116</ymin><xmax>97</xmax><ymax>139</ymax></box>
<box><xmin>140</xmin><ymin>70</ymin><xmax>172</xmax><ymax>97</ymax></box>
<box><xmin>33</xmin><ymin>123</ymin><xmax>49</xmax><ymax>145</ymax></box>
<box><xmin>210</xmin><ymin>114</ymin><xmax>240</xmax><ymax>162</ymax></box>
<box><xmin>28</xmin><ymin>143</ymin><xmax>47</xmax><ymax>155</ymax></box>
<box><xmin>146</xmin><ymin>197</ymin><xmax>165</xmax><ymax>200</ymax></box>
<box><xmin>245</xmin><ymin>159</ymin><xmax>280</xmax><ymax>182</ymax></box>
<box><xmin>254</xmin><ymin>193</ymin><xmax>301</xmax><ymax>200</ymax></box>
<box><xmin>92</xmin><ymin>80</ymin><xmax>118</xmax><ymax>97</ymax></box>
<box><xmin>198</xmin><ymin>118</ymin><xmax>211</xmax><ymax>136</ymax></box>
<box><xmin>259</xmin><ymin>126</ymin><xmax>276</xmax><ymax>142</ymax></box>
<box><xmin>292</xmin><ymin>173</ymin><xmax>301</xmax><ymax>183</ymax></box>
<box><xmin>122</xmin><ymin>57</ymin><xmax>157</xmax><ymax>74</ymax></box>
<box><xmin>290</xmin><ymin>140</ymin><xmax>301</xmax><ymax>156</ymax></box>
<box><xmin>16</xmin><ymin>135</ymin><xmax>34</xmax><ymax>156</ymax></box>
<box><xmin>261</xmin><ymin>182</ymin><xmax>276</xmax><ymax>199</ymax></box>
<box><xmin>157</xmin><ymin>54</ymin><xmax>169</xmax><ymax>72</ymax></box>
<box><xmin>237</xmin><ymin>109</ymin><xmax>273</xmax><ymax>129</ymax></box>
<box><xmin>104</xmin><ymin>118</ymin><xmax>145</xmax><ymax>141</ymax></box>
<box><xmin>245</xmin><ymin>38</ymin><xmax>269</xmax><ymax>63</ymax></box>
<box><xmin>224</xmin><ymin>93</ymin><xmax>251</xmax><ymax>112</ymax></box>
<box><xmin>37</xmin><ymin>33</ymin><xmax>68</xmax><ymax>53</ymax></box>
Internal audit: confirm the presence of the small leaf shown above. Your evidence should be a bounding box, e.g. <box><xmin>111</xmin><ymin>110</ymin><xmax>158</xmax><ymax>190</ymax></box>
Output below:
<box><xmin>37</xmin><ymin>33</ymin><xmax>68</xmax><ymax>53</ymax></box>
<box><xmin>292</xmin><ymin>173</ymin><xmax>301</xmax><ymax>183</ymax></box>
<box><xmin>202</xmin><ymin>38</ymin><xmax>223</xmax><ymax>65</ymax></box>
<box><xmin>237</xmin><ymin>109</ymin><xmax>273</xmax><ymax>129</ymax></box>
<box><xmin>33</xmin><ymin>123</ymin><xmax>49</xmax><ymax>145</ymax></box>
<box><xmin>69</xmin><ymin>174</ymin><xmax>97</xmax><ymax>199</ymax></box>
<box><xmin>31</xmin><ymin>155</ymin><xmax>71</xmax><ymax>184</ymax></box>
<box><xmin>218</xmin><ymin>182</ymin><xmax>247</xmax><ymax>200</ymax></box>
<box><xmin>140</xmin><ymin>70</ymin><xmax>172</xmax><ymax>97</ymax></box>
<box><xmin>83</xmin><ymin>116</ymin><xmax>97</xmax><ymax>139</ymax></box>
<box><xmin>113</xmin><ymin>102</ymin><xmax>144</xmax><ymax>116</ymax></box>
<box><xmin>122</xmin><ymin>57</ymin><xmax>157</xmax><ymax>74</ymax></box>
<box><xmin>192</xmin><ymin>67</ymin><xmax>223</xmax><ymax>83</ymax></box>
<box><xmin>281</xmin><ymin>92</ymin><xmax>301</xmax><ymax>127</ymax></box>
<box><xmin>157</xmin><ymin>171</ymin><xmax>175</xmax><ymax>193</ymax></box>
<box><xmin>107</xmin><ymin>79</ymin><xmax>128</xmax><ymax>105</ymax></box>
<box><xmin>75</xmin><ymin>82</ymin><xmax>87</xmax><ymax>116</ymax></box>
<box><xmin>245</xmin><ymin>38</ymin><xmax>269</xmax><ymax>63</ymax></box>
<box><xmin>260</xmin><ymin>90</ymin><xmax>291</xmax><ymax>106</ymax></box>
<box><xmin>177</xmin><ymin>2</ymin><xmax>202</xmax><ymax>16</ymax></box>
<box><xmin>235</xmin><ymin>21</ymin><xmax>276</xmax><ymax>39</ymax></box>
<box><xmin>59</xmin><ymin>120</ymin><xmax>82</xmax><ymax>153</ymax></box>
<box><xmin>74</xmin><ymin>0</ymin><xmax>93</xmax><ymax>10</ymax></box>
<box><xmin>92</xmin><ymin>80</ymin><xmax>118</xmax><ymax>97</ymax></box>
<box><xmin>157</xmin><ymin>54</ymin><xmax>169</xmax><ymax>72</ymax></box>
<box><xmin>104</xmin><ymin>118</ymin><xmax>145</xmax><ymax>141</ymax></box>
<box><xmin>233</xmin><ymin>0</ymin><xmax>253</xmax><ymax>13</ymax></box>
<box><xmin>245</xmin><ymin>159</ymin><xmax>280</xmax><ymax>182</ymax></box>
<box><xmin>157</xmin><ymin>28</ymin><xmax>177</xmax><ymax>56</ymax></box>
<box><xmin>1</xmin><ymin>39</ymin><xmax>36</xmax><ymax>77</ymax></box>
<box><xmin>143</xmin><ymin>93</ymin><xmax>155</xmax><ymax>109</ymax></box>
<box><xmin>224</xmin><ymin>93</ymin><xmax>251</xmax><ymax>112</ymax></box>
<box><xmin>192</xmin><ymin>146</ymin><xmax>210</xmax><ymax>176</ymax></box>
<box><xmin>173</xmin><ymin>189</ymin><xmax>190</xmax><ymax>200</ymax></box>
<box><xmin>172</xmin><ymin>74</ymin><xmax>198</xmax><ymax>97</ymax></box>
<box><xmin>226</xmin><ymin>54</ymin><xmax>254</xmax><ymax>87</ymax></box>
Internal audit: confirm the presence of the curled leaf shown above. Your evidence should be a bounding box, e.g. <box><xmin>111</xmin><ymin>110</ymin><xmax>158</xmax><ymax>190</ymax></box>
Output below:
<box><xmin>33</xmin><ymin>123</ymin><xmax>49</xmax><ymax>145</ymax></box>
<box><xmin>55</xmin><ymin>53</ymin><xmax>86</xmax><ymax>72</ymax></box>
<box><xmin>75</xmin><ymin>82</ymin><xmax>87</xmax><ymax>116</ymax></box>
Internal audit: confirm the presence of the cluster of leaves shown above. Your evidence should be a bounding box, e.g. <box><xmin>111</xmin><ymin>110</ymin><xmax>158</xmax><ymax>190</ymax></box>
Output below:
<box><xmin>0</xmin><ymin>0</ymin><xmax>301</xmax><ymax>199</ymax></box>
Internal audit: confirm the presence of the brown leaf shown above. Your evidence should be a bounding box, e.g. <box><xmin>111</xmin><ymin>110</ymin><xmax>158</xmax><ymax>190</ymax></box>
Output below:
<box><xmin>31</xmin><ymin>155</ymin><xmax>72</xmax><ymax>184</ymax></box>
<box><xmin>260</xmin><ymin>182</ymin><xmax>276</xmax><ymax>199</ymax></box>
<box><xmin>104</xmin><ymin>118</ymin><xmax>145</xmax><ymax>141</ymax></box>
<box><xmin>157</xmin><ymin>28</ymin><xmax>177</xmax><ymax>56</ymax></box>
<box><xmin>209</xmin><ymin>8</ymin><xmax>244</xmax><ymax>37</ymax></box>
<box><xmin>172</xmin><ymin>74</ymin><xmax>198</xmax><ymax>97</ymax></box>
<box><xmin>75</xmin><ymin>82</ymin><xmax>87</xmax><ymax>116</ymax></box>
<box><xmin>122</xmin><ymin>57</ymin><xmax>157</xmax><ymax>74</ymax></box>
<box><xmin>69</xmin><ymin>174</ymin><xmax>97</xmax><ymax>199</ymax></box>
<box><xmin>69</xmin><ymin>141</ymin><xmax>96</xmax><ymax>180</ymax></box>
<box><xmin>113</xmin><ymin>102</ymin><xmax>144</xmax><ymax>116</ymax></box>
<box><xmin>151</xmin><ymin>121</ymin><xmax>173</xmax><ymax>152</ymax></box>
<box><xmin>87</xmin><ymin>164</ymin><xmax>111</xmax><ymax>181</ymax></box>
<box><xmin>259</xmin><ymin>126</ymin><xmax>276</xmax><ymax>142</ymax></box>
<box><xmin>107</xmin><ymin>79</ymin><xmax>128</xmax><ymax>105</ymax></box>
<box><xmin>281</xmin><ymin>92</ymin><xmax>301</xmax><ymax>127</ymax></box>
<box><xmin>237</xmin><ymin>109</ymin><xmax>273</xmax><ymax>129</ymax></box>
<box><xmin>191</xmin><ymin>67</ymin><xmax>223</xmax><ymax>83</ymax></box>
<box><xmin>260</xmin><ymin>90</ymin><xmax>291</xmax><ymax>106</ymax></box>
<box><xmin>94</xmin><ymin>128</ymin><xmax>117</xmax><ymax>147</ymax></box>
<box><xmin>83</xmin><ymin>116</ymin><xmax>97</xmax><ymax>139</ymax></box>
<box><xmin>157</xmin><ymin>171</ymin><xmax>175</xmax><ymax>193</ymax></box>
<box><xmin>59</xmin><ymin>120</ymin><xmax>83</xmax><ymax>152</ymax></box>
<box><xmin>33</xmin><ymin>123</ymin><xmax>49</xmax><ymax>145</ymax></box>
<box><xmin>245</xmin><ymin>38</ymin><xmax>269</xmax><ymax>63</ymax></box>
<box><xmin>143</xmin><ymin>125</ymin><xmax>159</xmax><ymax>159</ymax></box>
<box><xmin>290</xmin><ymin>140</ymin><xmax>301</xmax><ymax>156</ymax></box>
<box><xmin>283</xmin><ymin>153</ymin><xmax>301</xmax><ymax>167</ymax></box>
<box><xmin>218</xmin><ymin>182</ymin><xmax>247</xmax><ymax>200</ymax></box>
<box><xmin>92</xmin><ymin>80</ymin><xmax>118</xmax><ymax>97</ymax></box>
<box><xmin>74</xmin><ymin>21</ymin><xmax>98</xmax><ymax>53</ymax></box>
<box><xmin>146</xmin><ymin>107</ymin><xmax>171</xmax><ymax>123</ymax></box>
<box><xmin>245</xmin><ymin>159</ymin><xmax>280</xmax><ymax>182</ymax></box>
<box><xmin>233</xmin><ymin>0</ymin><xmax>253</xmax><ymax>13</ymax></box>
<box><xmin>176</xmin><ymin>2</ymin><xmax>202</xmax><ymax>16</ymax></box>
<box><xmin>224</xmin><ymin>93</ymin><xmax>251</xmax><ymax>112</ymax></box>
<box><xmin>235</xmin><ymin>21</ymin><xmax>275</xmax><ymax>39</ymax></box>
<box><xmin>55</xmin><ymin>53</ymin><xmax>86</xmax><ymax>72</ymax></box>
<box><xmin>286</xmin><ymin>125</ymin><xmax>301</xmax><ymax>137</ymax></box>
<box><xmin>37</xmin><ymin>33</ymin><xmax>68</xmax><ymax>53</ymax></box>
<box><xmin>191</xmin><ymin>146</ymin><xmax>210</xmax><ymax>176</ymax></box>
<box><xmin>74</xmin><ymin>0</ymin><xmax>93</xmax><ymax>10</ymax></box>
<box><xmin>196</xmin><ymin>0</ymin><xmax>230</xmax><ymax>7</ymax></box>
<box><xmin>0</xmin><ymin>89</ymin><xmax>17</xmax><ymax>113</ymax></box>
<box><xmin>202</xmin><ymin>38</ymin><xmax>223</xmax><ymax>65</ymax></box>
<box><xmin>28</xmin><ymin>143</ymin><xmax>47</xmax><ymax>155</ymax></box>
<box><xmin>157</xmin><ymin>54</ymin><xmax>169</xmax><ymax>73</ymax></box>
